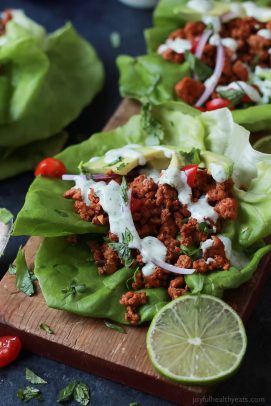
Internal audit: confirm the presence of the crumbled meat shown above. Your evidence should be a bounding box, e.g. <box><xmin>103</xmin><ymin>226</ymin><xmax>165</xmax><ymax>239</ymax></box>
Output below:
<box><xmin>144</xmin><ymin>267</ymin><xmax>170</xmax><ymax>288</ymax></box>
<box><xmin>183</xmin><ymin>22</ymin><xmax>205</xmax><ymax>39</ymax></box>
<box><xmin>207</xmin><ymin>179</ymin><xmax>233</xmax><ymax>202</ymax></box>
<box><xmin>175</xmin><ymin>77</ymin><xmax>205</xmax><ymax>105</ymax></box>
<box><xmin>88</xmin><ymin>241</ymin><xmax>121</xmax><ymax>275</ymax></box>
<box><xmin>168</xmin><ymin>276</ymin><xmax>188</xmax><ymax>299</ymax></box>
<box><xmin>215</xmin><ymin>197</ymin><xmax>238</xmax><ymax>220</ymax></box>
<box><xmin>120</xmin><ymin>291</ymin><xmax>147</xmax><ymax>325</ymax></box>
<box><xmin>179</xmin><ymin>218</ymin><xmax>208</xmax><ymax>246</ymax></box>
<box><xmin>176</xmin><ymin>255</ymin><xmax>193</xmax><ymax>269</ymax></box>
<box><xmin>232</xmin><ymin>60</ymin><xmax>249</xmax><ymax>81</ymax></box>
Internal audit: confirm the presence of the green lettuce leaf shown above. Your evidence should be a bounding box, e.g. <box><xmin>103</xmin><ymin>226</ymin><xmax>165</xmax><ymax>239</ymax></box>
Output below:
<box><xmin>35</xmin><ymin>237</ymin><xmax>169</xmax><ymax>324</ymax></box>
<box><xmin>0</xmin><ymin>18</ymin><xmax>104</xmax><ymax>147</ymax></box>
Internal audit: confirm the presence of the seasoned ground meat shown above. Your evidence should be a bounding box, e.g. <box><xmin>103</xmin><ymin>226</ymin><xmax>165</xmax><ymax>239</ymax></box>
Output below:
<box><xmin>88</xmin><ymin>241</ymin><xmax>121</xmax><ymax>275</ymax></box>
<box><xmin>120</xmin><ymin>291</ymin><xmax>147</xmax><ymax>324</ymax></box>
<box><xmin>144</xmin><ymin>267</ymin><xmax>170</xmax><ymax>288</ymax></box>
<box><xmin>168</xmin><ymin>276</ymin><xmax>188</xmax><ymax>299</ymax></box>
<box><xmin>207</xmin><ymin>179</ymin><xmax>233</xmax><ymax>202</ymax></box>
<box><xmin>215</xmin><ymin>197</ymin><xmax>238</xmax><ymax>220</ymax></box>
<box><xmin>176</xmin><ymin>255</ymin><xmax>193</xmax><ymax>269</ymax></box>
<box><xmin>175</xmin><ymin>77</ymin><xmax>205</xmax><ymax>105</ymax></box>
<box><xmin>232</xmin><ymin>60</ymin><xmax>249</xmax><ymax>81</ymax></box>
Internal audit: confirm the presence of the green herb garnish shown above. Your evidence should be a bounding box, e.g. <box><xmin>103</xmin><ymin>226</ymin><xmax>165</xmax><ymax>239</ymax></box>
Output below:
<box><xmin>184</xmin><ymin>51</ymin><xmax>212</xmax><ymax>81</ymax></box>
<box><xmin>198</xmin><ymin>221</ymin><xmax>213</xmax><ymax>236</ymax></box>
<box><xmin>180</xmin><ymin>244</ymin><xmax>201</xmax><ymax>260</ymax></box>
<box><xmin>57</xmin><ymin>382</ymin><xmax>90</xmax><ymax>405</ymax></box>
<box><xmin>17</xmin><ymin>386</ymin><xmax>43</xmax><ymax>402</ymax></box>
<box><xmin>181</xmin><ymin>148</ymin><xmax>201</xmax><ymax>165</ymax></box>
<box><xmin>108</xmin><ymin>228</ymin><xmax>134</xmax><ymax>268</ymax></box>
<box><xmin>107</xmin><ymin>157</ymin><xmax>123</xmax><ymax>166</ymax></box>
<box><xmin>15</xmin><ymin>247</ymin><xmax>36</xmax><ymax>297</ymax></box>
<box><xmin>218</xmin><ymin>87</ymin><xmax>244</xmax><ymax>107</ymax></box>
<box><xmin>0</xmin><ymin>208</ymin><xmax>13</xmax><ymax>224</ymax></box>
<box><xmin>104</xmin><ymin>321</ymin><xmax>127</xmax><ymax>334</ymax></box>
<box><xmin>120</xmin><ymin>177</ymin><xmax>129</xmax><ymax>204</ymax></box>
<box><xmin>126</xmin><ymin>267</ymin><xmax>141</xmax><ymax>290</ymax></box>
<box><xmin>25</xmin><ymin>368</ymin><xmax>47</xmax><ymax>384</ymax></box>
<box><xmin>141</xmin><ymin>103</ymin><xmax>165</xmax><ymax>145</ymax></box>
<box><xmin>61</xmin><ymin>280</ymin><xmax>87</xmax><ymax>299</ymax></box>
<box><xmin>40</xmin><ymin>323</ymin><xmax>55</xmax><ymax>335</ymax></box>
<box><xmin>110</xmin><ymin>31</ymin><xmax>121</xmax><ymax>48</ymax></box>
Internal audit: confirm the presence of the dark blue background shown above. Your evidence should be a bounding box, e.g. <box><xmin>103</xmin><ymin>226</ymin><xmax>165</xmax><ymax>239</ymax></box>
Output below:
<box><xmin>0</xmin><ymin>1</ymin><xmax>270</xmax><ymax>405</ymax></box>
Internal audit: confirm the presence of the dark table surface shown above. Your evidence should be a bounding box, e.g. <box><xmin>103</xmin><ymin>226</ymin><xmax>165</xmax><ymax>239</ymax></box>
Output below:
<box><xmin>0</xmin><ymin>1</ymin><xmax>270</xmax><ymax>405</ymax></box>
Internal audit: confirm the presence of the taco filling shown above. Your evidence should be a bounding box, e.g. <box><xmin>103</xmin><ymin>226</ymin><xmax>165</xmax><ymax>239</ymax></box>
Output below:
<box><xmin>63</xmin><ymin>146</ymin><xmax>240</xmax><ymax>324</ymax></box>
<box><xmin>157</xmin><ymin>4</ymin><xmax>271</xmax><ymax>110</ymax></box>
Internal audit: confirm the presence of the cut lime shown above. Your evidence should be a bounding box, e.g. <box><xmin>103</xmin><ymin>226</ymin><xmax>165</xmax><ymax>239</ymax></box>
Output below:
<box><xmin>146</xmin><ymin>294</ymin><xmax>247</xmax><ymax>385</ymax></box>
<box><xmin>253</xmin><ymin>135</ymin><xmax>271</xmax><ymax>153</ymax></box>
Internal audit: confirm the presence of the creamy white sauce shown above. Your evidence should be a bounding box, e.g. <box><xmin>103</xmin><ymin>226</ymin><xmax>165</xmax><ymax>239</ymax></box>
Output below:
<box><xmin>202</xmin><ymin>16</ymin><xmax>221</xmax><ymax>33</ymax></box>
<box><xmin>218</xmin><ymin>235</ymin><xmax>231</xmax><ymax>260</ymax></box>
<box><xmin>200</xmin><ymin>238</ymin><xmax>214</xmax><ymax>255</ymax></box>
<box><xmin>141</xmin><ymin>237</ymin><xmax>167</xmax><ymax>276</ymax></box>
<box><xmin>243</xmin><ymin>2</ymin><xmax>271</xmax><ymax>21</ymax></box>
<box><xmin>187</xmin><ymin>0</ymin><xmax>214</xmax><ymax>13</ymax></box>
<box><xmin>152</xmin><ymin>146</ymin><xmax>174</xmax><ymax>158</ymax></box>
<box><xmin>209</xmin><ymin>34</ymin><xmax>238</xmax><ymax>52</ymax></box>
<box><xmin>209</xmin><ymin>163</ymin><xmax>228</xmax><ymax>183</ymax></box>
<box><xmin>139</xmin><ymin>168</ymin><xmax>160</xmax><ymax>183</ymax></box>
<box><xmin>252</xmin><ymin>76</ymin><xmax>271</xmax><ymax>104</ymax></box>
<box><xmin>216</xmin><ymin>81</ymin><xmax>261</xmax><ymax>103</ymax></box>
<box><xmin>159</xmin><ymin>166</ymin><xmax>192</xmax><ymax>205</ymax></box>
<box><xmin>104</xmin><ymin>144</ymin><xmax>145</xmax><ymax>165</ymax></box>
<box><xmin>206</xmin><ymin>257</ymin><xmax>214</xmax><ymax>264</ymax></box>
<box><xmin>188</xmin><ymin>195</ymin><xmax>219</xmax><ymax>224</ymax></box>
<box><xmin>158</xmin><ymin>38</ymin><xmax>192</xmax><ymax>55</ymax></box>
<box><xmin>257</xmin><ymin>29</ymin><xmax>271</xmax><ymax>40</ymax></box>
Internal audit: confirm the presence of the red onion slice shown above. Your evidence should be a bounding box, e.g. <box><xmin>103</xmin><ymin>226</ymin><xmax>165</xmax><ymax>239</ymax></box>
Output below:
<box><xmin>195</xmin><ymin>42</ymin><xmax>225</xmax><ymax>107</ymax></box>
<box><xmin>152</xmin><ymin>259</ymin><xmax>195</xmax><ymax>275</ymax></box>
<box><xmin>195</xmin><ymin>29</ymin><xmax>212</xmax><ymax>59</ymax></box>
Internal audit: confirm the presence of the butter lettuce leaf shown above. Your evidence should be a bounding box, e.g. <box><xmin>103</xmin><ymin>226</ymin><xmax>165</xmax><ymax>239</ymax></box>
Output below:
<box><xmin>35</xmin><ymin>237</ymin><xmax>169</xmax><ymax>324</ymax></box>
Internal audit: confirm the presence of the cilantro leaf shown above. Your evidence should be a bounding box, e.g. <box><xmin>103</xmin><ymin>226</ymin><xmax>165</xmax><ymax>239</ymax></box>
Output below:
<box><xmin>25</xmin><ymin>368</ymin><xmax>47</xmax><ymax>384</ymax></box>
<box><xmin>0</xmin><ymin>208</ymin><xmax>13</xmax><ymax>224</ymax></box>
<box><xmin>57</xmin><ymin>382</ymin><xmax>77</xmax><ymax>403</ymax></box>
<box><xmin>40</xmin><ymin>323</ymin><xmax>55</xmax><ymax>335</ymax></box>
<box><xmin>126</xmin><ymin>267</ymin><xmax>141</xmax><ymax>290</ymax></box>
<box><xmin>218</xmin><ymin>87</ymin><xmax>244</xmax><ymax>107</ymax></box>
<box><xmin>15</xmin><ymin>246</ymin><xmax>36</xmax><ymax>297</ymax></box>
<box><xmin>108</xmin><ymin>228</ymin><xmax>134</xmax><ymax>268</ymax></box>
<box><xmin>180</xmin><ymin>244</ymin><xmax>201</xmax><ymax>260</ymax></box>
<box><xmin>73</xmin><ymin>383</ymin><xmax>91</xmax><ymax>406</ymax></box>
<box><xmin>180</xmin><ymin>148</ymin><xmax>201</xmax><ymax>165</ymax></box>
<box><xmin>61</xmin><ymin>279</ymin><xmax>87</xmax><ymax>299</ymax></box>
<box><xmin>184</xmin><ymin>51</ymin><xmax>212</xmax><ymax>81</ymax></box>
<box><xmin>104</xmin><ymin>321</ymin><xmax>127</xmax><ymax>334</ymax></box>
<box><xmin>198</xmin><ymin>221</ymin><xmax>213</xmax><ymax>236</ymax></box>
<box><xmin>141</xmin><ymin>103</ymin><xmax>165</xmax><ymax>145</ymax></box>
<box><xmin>120</xmin><ymin>177</ymin><xmax>129</xmax><ymax>204</ymax></box>
<box><xmin>17</xmin><ymin>386</ymin><xmax>43</xmax><ymax>402</ymax></box>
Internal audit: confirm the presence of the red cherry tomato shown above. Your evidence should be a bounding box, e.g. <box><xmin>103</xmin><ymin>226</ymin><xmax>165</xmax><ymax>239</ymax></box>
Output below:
<box><xmin>181</xmin><ymin>164</ymin><xmax>198</xmax><ymax>187</ymax></box>
<box><xmin>241</xmin><ymin>94</ymin><xmax>251</xmax><ymax>103</ymax></box>
<box><xmin>191</xmin><ymin>38</ymin><xmax>199</xmax><ymax>54</ymax></box>
<box><xmin>205</xmin><ymin>98</ymin><xmax>233</xmax><ymax>111</ymax></box>
<box><xmin>34</xmin><ymin>157</ymin><xmax>67</xmax><ymax>178</ymax></box>
<box><xmin>195</xmin><ymin>106</ymin><xmax>206</xmax><ymax>112</ymax></box>
<box><xmin>130</xmin><ymin>197</ymin><xmax>142</xmax><ymax>215</ymax></box>
<box><xmin>0</xmin><ymin>336</ymin><xmax>22</xmax><ymax>367</ymax></box>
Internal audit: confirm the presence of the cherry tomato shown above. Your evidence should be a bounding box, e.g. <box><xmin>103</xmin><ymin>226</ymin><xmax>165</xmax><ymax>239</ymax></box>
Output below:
<box><xmin>241</xmin><ymin>94</ymin><xmax>251</xmax><ymax>103</ymax></box>
<box><xmin>0</xmin><ymin>336</ymin><xmax>22</xmax><ymax>367</ymax></box>
<box><xmin>195</xmin><ymin>106</ymin><xmax>206</xmax><ymax>112</ymax></box>
<box><xmin>130</xmin><ymin>197</ymin><xmax>142</xmax><ymax>215</ymax></box>
<box><xmin>205</xmin><ymin>98</ymin><xmax>233</xmax><ymax>111</ymax></box>
<box><xmin>191</xmin><ymin>38</ymin><xmax>199</xmax><ymax>54</ymax></box>
<box><xmin>181</xmin><ymin>164</ymin><xmax>198</xmax><ymax>187</ymax></box>
<box><xmin>34</xmin><ymin>157</ymin><xmax>67</xmax><ymax>178</ymax></box>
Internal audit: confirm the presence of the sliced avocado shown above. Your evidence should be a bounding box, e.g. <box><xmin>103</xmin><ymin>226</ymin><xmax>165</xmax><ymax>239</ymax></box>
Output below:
<box><xmin>201</xmin><ymin>151</ymin><xmax>233</xmax><ymax>182</ymax></box>
<box><xmin>81</xmin><ymin>145</ymin><xmax>178</xmax><ymax>175</ymax></box>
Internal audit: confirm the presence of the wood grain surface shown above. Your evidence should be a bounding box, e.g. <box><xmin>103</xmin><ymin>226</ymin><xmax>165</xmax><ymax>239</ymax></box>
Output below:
<box><xmin>0</xmin><ymin>99</ymin><xmax>270</xmax><ymax>406</ymax></box>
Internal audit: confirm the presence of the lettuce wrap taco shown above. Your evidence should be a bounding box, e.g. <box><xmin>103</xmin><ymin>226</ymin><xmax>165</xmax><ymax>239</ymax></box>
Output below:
<box><xmin>118</xmin><ymin>0</ymin><xmax>271</xmax><ymax>132</ymax></box>
<box><xmin>0</xmin><ymin>9</ymin><xmax>104</xmax><ymax>179</ymax></box>
<box><xmin>13</xmin><ymin>102</ymin><xmax>271</xmax><ymax>324</ymax></box>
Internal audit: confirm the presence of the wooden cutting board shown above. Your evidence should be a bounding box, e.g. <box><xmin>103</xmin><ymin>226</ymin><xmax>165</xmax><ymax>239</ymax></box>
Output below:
<box><xmin>0</xmin><ymin>99</ymin><xmax>270</xmax><ymax>406</ymax></box>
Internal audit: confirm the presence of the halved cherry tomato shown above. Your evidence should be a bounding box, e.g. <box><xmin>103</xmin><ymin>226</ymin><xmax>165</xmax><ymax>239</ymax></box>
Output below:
<box><xmin>195</xmin><ymin>106</ymin><xmax>206</xmax><ymax>112</ymax></box>
<box><xmin>130</xmin><ymin>197</ymin><xmax>142</xmax><ymax>215</ymax></box>
<box><xmin>0</xmin><ymin>336</ymin><xmax>22</xmax><ymax>367</ymax></box>
<box><xmin>34</xmin><ymin>157</ymin><xmax>67</xmax><ymax>178</ymax></box>
<box><xmin>205</xmin><ymin>98</ymin><xmax>233</xmax><ymax>111</ymax></box>
<box><xmin>191</xmin><ymin>38</ymin><xmax>199</xmax><ymax>54</ymax></box>
<box><xmin>181</xmin><ymin>164</ymin><xmax>198</xmax><ymax>187</ymax></box>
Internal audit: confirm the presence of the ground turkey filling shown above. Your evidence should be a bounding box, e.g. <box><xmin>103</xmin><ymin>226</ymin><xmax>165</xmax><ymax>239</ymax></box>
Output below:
<box><xmin>159</xmin><ymin>17</ymin><xmax>271</xmax><ymax>106</ymax></box>
<box><xmin>64</xmin><ymin>169</ymin><xmax>238</xmax><ymax>324</ymax></box>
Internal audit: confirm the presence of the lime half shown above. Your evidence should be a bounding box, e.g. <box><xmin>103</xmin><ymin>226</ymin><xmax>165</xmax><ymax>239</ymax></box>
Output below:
<box><xmin>147</xmin><ymin>294</ymin><xmax>247</xmax><ymax>385</ymax></box>
<box><xmin>253</xmin><ymin>135</ymin><xmax>271</xmax><ymax>153</ymax></box>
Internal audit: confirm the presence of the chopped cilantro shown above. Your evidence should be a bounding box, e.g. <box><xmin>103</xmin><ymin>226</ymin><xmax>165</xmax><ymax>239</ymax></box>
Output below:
<box><xmin>104</xmin><ymin>321</ymin><xmax>127</xmax><ymax>334</ymax></box>
<box><xmin>120</xmin><ymin>177</ymin><xmax>129</xmax><ymax>204</ymax></box>
<box><xmin>108</xmin><ymin>228</ymin><xmax>134</xmax><ymax>268</ymax></box>
<box><xmin>180</xmin><ymin>244</ymin><xmax>201</xmax><ymax>260</ymax></box>
<box><xmin>180</xmin><ymin>148</ymin><xmax>201</xmax><ymax>165</ymax></box>
<box><xmin>57</xmin><ymin>382</ymin><xmax>90</xmax><ymax>405</ymax></box>
<box><xmin>25</xmin><ymin>368</ymin><xmax>47</xmax><ymax>384</ymax></box>
<box><xmin>198</xmin><ymin>221</ymin><xmax>213</xmax><ymax>236</ymax></box>
<box><xmin>17</xmin><ymin>386</ymin><xmax>43</xmax><ymax>402</ymax></box>
<box><xmin>184</xmin><ymin>51</ymin><xmax>212</xmax><ymax>81</ymax></box>
<box><xmin>141</xmin><ymin>103</ymin><xmax>165</xmax><ymax>145</ymax></box>
<box><xmin>40</xmin><ymin>323</ymin><xmax>55</xmax><ymax>335</ymax></box>
<box><xmin>218</xmin><ymin>86</ymin><xmax>244</xmax><ymax>107</ymax></box>
<box><xmin>15</xmin><ymin>247</ymin><xmax>36</xmax><ymax>297</ymax></box>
